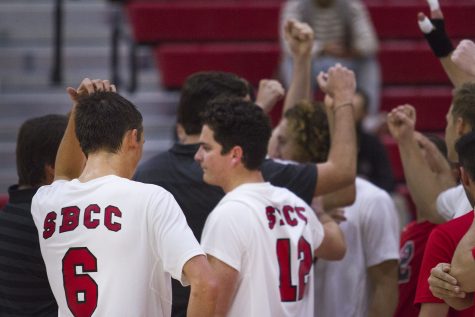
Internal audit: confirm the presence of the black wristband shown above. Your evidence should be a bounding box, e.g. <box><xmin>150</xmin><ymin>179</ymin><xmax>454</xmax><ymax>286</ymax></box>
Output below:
<box><xmin>423</xmin><ymin>18</ymin><xmax>454</xmax><ymax>58</ymax></box>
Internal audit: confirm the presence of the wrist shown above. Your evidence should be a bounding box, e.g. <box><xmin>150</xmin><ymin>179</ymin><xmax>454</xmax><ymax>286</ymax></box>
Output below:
<box><xmin>424</xmin><ymin>18</ymin><xmax>454</xmax><ymax>58</ymax></box>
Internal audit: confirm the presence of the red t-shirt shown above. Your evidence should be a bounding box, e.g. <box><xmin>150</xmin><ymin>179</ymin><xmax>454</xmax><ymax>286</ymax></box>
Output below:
<box><xmin>415</xmin><ymin>211</ymin><xmax>474</xmax><ymax>317</ymax></box>
<box><xmin>394</xmin><ymin>220</ymin><xmax>437</xmax><ymax>317</ymax></box>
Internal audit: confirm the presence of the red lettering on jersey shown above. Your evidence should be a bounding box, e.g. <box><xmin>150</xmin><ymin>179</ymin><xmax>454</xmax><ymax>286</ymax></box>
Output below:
<box><xmin>283</xmin><ymin>206</ymin><xmax>298</xmax><ymax>226</ymax></box>
<box><xmin>104</xmin><ymin>206</ymin><xmax>122</xmax><ymax>232</ymax></box>
<box><xmin>43</xmin><ymin>211</ymin><xmax>57</xmax><ymax>239</ymax></box>
<box><xmin>266</xmin><ymin>206</ymin><xmax>276</xmax><ymax>229</ymax></box>
<box><xmin>84</xmin><ymin>204</ymin><xmax>100</xmax><ymax>229</ymax></box>
<box><xmin>60</xmin><ymin>206</ymin><xmax>80</xmax><ymax>233</ymax></box>
<box><xmin>295</xmin><ymin>207</ymin><xmax>308</xmax><ymax>224</ymax></box>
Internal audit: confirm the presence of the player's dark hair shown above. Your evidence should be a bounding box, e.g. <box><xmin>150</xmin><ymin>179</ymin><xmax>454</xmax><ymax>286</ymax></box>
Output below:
<box><xmin>202</xmin><ymin>98</ymin><xmax>271</xmax><ymax>170</ymax></box>
<box><xmin>177</xmin><ymin>71</ymin><xmax>249</xmax><ymax>135</ymax></box>
<box><xmin>16</xmin><ymin>114</ymin><xmax>68</xmax><ymax>186</ymax></box>
<box><xmin>75</xmin><ymin>91</ymin><xmax>143</xmax><ymax>156</ymax></box>
<box><xmin>455</xmin><ymin>131</ymin><xmax>475</xmax><ymax>181</ymax></box>
<box><xmin>452</xmin><ymin>82</ymin><xmax>475</xmax><ymax>130</ymax></box>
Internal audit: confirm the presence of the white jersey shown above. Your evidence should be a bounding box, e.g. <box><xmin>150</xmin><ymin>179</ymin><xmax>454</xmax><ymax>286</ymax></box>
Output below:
<box><xmin>436</xmin><ymin>184</ymin><xmax>473</xmax><ymax>220</ymax></box>
<box><xmin>201</xmin><ymin>182</ymin><xmax>324</xmax><ymax>317</ymax></box>
<box><xmin>315</xmin><ymin>178</ymin><xmax>400</xmax><ymax>317</ymax></box>
<box><xmin>31</xmin><ymin>175</ymin><xmax>203</xmax><ymax>317</ymax></box>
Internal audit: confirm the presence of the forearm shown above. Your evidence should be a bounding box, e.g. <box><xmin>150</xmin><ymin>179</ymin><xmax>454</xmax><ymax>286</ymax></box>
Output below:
<box><xmin>187</xmin><ymin>280</ymin><xmax>217</xmax><ymax>317</ymax></box>
<box><xmin>440</xmin><ymin>54</ymin><xmax>475</xmax><ymax>88</ymax></box>
<box><xmin>315</xmin><ymin>216</ymin><xmax>346</xmax><ymax>260</ymax></box>
<box><xmin>451</xmin><ymin>220</ymin><xmax>475</xmax><ymax>292</ymax></box>
<box><xmin>368</xmin><ymin>283</ymin><xmax>398</xmax><ymax>317</ymax></box>
<box><xmin>54</xmin><ymin>107</ymin><xmax>86</xmax><ymax>180</ymax></box>
<box><xmin>397</xmin><ymin>137</ymin><xmax>451</xmax><ymax>223</ymax></box>
<box><xmin>443</xmin><ymin>293</ymin><xmax>474</xmax><ymax>311</ymax></box>
<box><xmin>283</xmin><ymin>56</ymin><xmax>312</xmax><ymax>113</ymax></box>
<box><xmin>326</xmin><ymin>104</ymin><xmax>357</xmax><ymax>184</ymax></box>
<box><xmin>321</xmin><ymin>184</ymin><xmax>356</xmax><ymax>210</ymax></box>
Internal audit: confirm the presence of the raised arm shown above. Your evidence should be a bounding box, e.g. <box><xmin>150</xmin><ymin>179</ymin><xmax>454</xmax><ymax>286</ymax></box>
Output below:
<box><xmin>54</xmin><ymin>78</ymin><xmax>115</xmax><ymax>181</ymax></box>
<box><xmin>387</xmin><ymin>105</ymin><xmax>454</xmax><ymax>223</ymax></box>
<box><xmin>255</xmin><ymin>79</ymin><xmax>285</xmax><ymax>114</ymax></box>
<box><xmin>282</xmin><ymin>19</ymin><xmax>314</xmax><ymax>113</ymax></box>
<box><xmin>418</xmin><ymin>0</ymin><xmax>475</xmax><ymax>87</ymax></box>
<box><xmin>313</xmin><ymin>65</ymin><xmax>357</xmax><ymax>196</ymax></box>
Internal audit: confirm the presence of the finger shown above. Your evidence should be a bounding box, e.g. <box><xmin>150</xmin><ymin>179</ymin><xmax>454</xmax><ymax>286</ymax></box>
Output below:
<box><xmin>317</xmin><ymin>72</ymin><xmax>328</xmax><ymax>92</ymax></box>
<box><xmin>92</xmin><ymin>79</ymin><xmax>105</xmax><ymax>92</ymax></box>
<box><xmin>418</xmin><ymin>13</ymin><xmax>435</xmax><ymax>34</ymax></box>
<box><xmin>427</xmin><ymin>0</ymin><xmax>440</xmax><ymax>12</ymax></box>
<box><xmin>80</xmin><ymin>78</ymin><xmax>95</xmax><ymax>94</ymax></box>
<box><xmin>110</xmin><ymin>84</ymin><xmax>117</xmax><ymax>93</ymax></box>
<box><xmin>103</xmin><ymin>80</ymin><xmax>112</xmax><ymax>92</ymax></box>
<box><xmin>66</xmin><ymin>87</ymin><xmax>79</xmax><ymax>101</ymax></box>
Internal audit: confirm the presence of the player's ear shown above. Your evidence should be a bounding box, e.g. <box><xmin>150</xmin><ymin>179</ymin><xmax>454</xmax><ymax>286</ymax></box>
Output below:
<box><xmin>230</xmin><ymin>146</ymin><xmax>243</xmax><ymax>165</ymax></box>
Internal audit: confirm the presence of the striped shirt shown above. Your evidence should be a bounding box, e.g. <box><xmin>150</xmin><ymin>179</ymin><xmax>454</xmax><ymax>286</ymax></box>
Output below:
<box><xmin>280</xmin><ymin>0</ymin><xmax>379</xmax><ymax>56</ymax></box>
<box><xmin>0</xmin><ymin>185</ymin><xmax>57</xmax><ymax>316</ymax></box>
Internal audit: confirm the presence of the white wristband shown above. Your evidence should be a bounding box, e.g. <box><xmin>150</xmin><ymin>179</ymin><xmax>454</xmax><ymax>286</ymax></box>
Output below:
<box><xmin>427</xmin><ymin>0</ymin><xmax>440</xmax><ymax>12</ymax></box>
<box><xmin>418</xmin><ymin>16</ymin><xmax>435</xmax><ymax>34</ymax></box>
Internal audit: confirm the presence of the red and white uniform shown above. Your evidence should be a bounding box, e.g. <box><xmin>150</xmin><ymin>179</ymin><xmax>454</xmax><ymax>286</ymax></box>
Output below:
<box><xmin>415</xmin><ymin>211</ymin><xmax>474</xmax><ymax>317</ymax></box>
<box><xmin>394</xmin><ymin>220</ymin><xmax>437</xmax><ymax>317</ymax></box>
<box><xmin>32</xmin><ymin>175</ymin><xmax>203</xmax><ymax>317</ymax></box>
<box><xmin>201</xmin><ymin>182</ymin><xmax>324</xmax><ymax>317</ymax></box>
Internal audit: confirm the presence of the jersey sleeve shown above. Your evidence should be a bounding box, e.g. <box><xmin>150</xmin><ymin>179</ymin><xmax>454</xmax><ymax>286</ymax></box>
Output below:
<box><xmin>361</xmin><ymin>190</ymin><xmax>400</xmax><ymax>267</ymax></box>
<box><xmin>261</xmin><ymin>159</ymin><xmax>317</xmax><ymax>205</ymax></box>
<box><xmin>148</xmin><ymin>189</ymin><xmax>204</xmax><ymax>285</ymax></box>
<box><xmin>414</xmin><ymin>227</ymin><xmax>453</xmax><ymax>304</ymax></box>
<box><xmin>200</xmin><ymin>200</ymin><xmax>251</xmax><ymax>272</ymax></box>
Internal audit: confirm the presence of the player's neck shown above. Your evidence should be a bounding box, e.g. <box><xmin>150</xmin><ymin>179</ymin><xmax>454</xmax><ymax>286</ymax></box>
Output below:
<box><xmin>222</xmin><ymin>169</ymin><xmax>264</xmax><ymax>193</ymax></box>
<box><xmin>78</xmin><ymin>152</ymin><xmax>134</xmax><ymax>182</ymax></box>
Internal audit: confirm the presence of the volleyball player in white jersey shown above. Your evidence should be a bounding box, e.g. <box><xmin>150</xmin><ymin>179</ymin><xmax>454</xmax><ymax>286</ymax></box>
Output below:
<box><xmin>31</xmin><ymin>79</ymin><xmax>217</xmax><ymax>317</ymax></box>
<box><xmin>196</xmin><ymin>88</ymin><xmax>348</xmax><ymax>316</ymax></box>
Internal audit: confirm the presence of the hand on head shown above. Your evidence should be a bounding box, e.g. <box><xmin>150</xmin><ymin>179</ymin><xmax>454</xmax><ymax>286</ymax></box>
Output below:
<box><xmin>67</xmin><ymin>78</ymin><xmax>117</xmax><ymax>104</ymax></box>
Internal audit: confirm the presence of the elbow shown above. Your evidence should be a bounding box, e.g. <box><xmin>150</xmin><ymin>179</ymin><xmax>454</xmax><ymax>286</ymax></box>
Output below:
<box><xmin>191</xmin><ymin>273</ymin><xmax>219</xmax><ymax>305</ymax></box>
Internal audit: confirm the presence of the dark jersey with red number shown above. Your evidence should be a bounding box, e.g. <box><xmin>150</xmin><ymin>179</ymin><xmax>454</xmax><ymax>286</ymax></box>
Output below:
<box><xmin>394</xmin><ymin>220</ymin><xmax>436</xmax><ymax>317</ymax></box>
<box><xmin>415</xmin><ymin>211</ymin><xmax>474</xmax><ymax>317</ymax></box>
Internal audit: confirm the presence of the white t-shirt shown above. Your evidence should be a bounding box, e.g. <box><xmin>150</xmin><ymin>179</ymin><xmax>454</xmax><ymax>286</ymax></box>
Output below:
<box><xmin>31</xmin><ymin>175</ymin><xmax>203</xmax><ymax>317</ymax></box>
<box><xmin>315</xmin><ymin>178</ymin><xmax>400</xmax><ymax>317</ymax></box>
<box><xmin>436</xmin><ymin>184</ymin><xmax>473</xmax><ymax>220</ymax></box>
<box><xmin>201</xmin><ymin>182</ymin><xmax>324</xmax><ymax>317</ymax></box>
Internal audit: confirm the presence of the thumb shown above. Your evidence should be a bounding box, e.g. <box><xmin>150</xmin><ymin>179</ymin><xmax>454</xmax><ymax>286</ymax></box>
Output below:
<box><xmin>66</xmin><ymin>87</ymin><xmax>79</xmax><ymax>101</ymax></box>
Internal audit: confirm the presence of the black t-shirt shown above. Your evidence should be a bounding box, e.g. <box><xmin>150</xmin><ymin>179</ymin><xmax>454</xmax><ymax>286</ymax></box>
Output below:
<box><xmin>134</xmin><ymin>142</ymin><xmax>318</xmax><ymax>317</ymax></box>
<box><xmin>0</xmin><ymin>186</ymin><xmax>57</xmax><ymax>316</ymax></box>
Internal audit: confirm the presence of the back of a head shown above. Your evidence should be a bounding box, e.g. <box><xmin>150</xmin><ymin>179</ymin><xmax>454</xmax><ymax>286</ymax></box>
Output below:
<box><xmin>456</xmin><ymin>131</ymin><xmax>475</xmax><ymax>181</ymax></box>
<box><xmin>452</xmin><ymin>82</ymin><xmax>475</xmax><ymax>130</ymax></box>
<box><xmin>177</xmin><ymin>71</ymin><xmax>249</xmax><ymax>135</ymax></box>
<box><xmin>201</xmin><ymin>98</ymin><xmax>272</xmax><ymax>170</ymax></box>
<box><xmin>75</xmin><ymin>91</ymin><xmax>143</xmax><ymax>156</ymax></box>
<box><xmin>284</xmin><ymin>101</ymin><xmax>330</xmax><ymax>163</ymax></box>
<box><xmin>16</xmin><ymin>114</ymin><xmax>68</xmax><ymax>187</ymax></box>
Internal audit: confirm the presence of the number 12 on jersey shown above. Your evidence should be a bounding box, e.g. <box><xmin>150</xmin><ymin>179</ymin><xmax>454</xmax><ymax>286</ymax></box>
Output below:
<box><xmin>276</xmin><ymin>237</ymin><xmax>313</xmax><ymax>302</ymax></box>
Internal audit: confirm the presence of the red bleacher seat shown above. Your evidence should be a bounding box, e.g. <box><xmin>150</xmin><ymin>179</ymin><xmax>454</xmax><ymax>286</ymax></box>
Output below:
<box><xmin>127</xmin><ymin>2</ymin><xmax>282</xmax><ymax>43</ymax></box>
<box><xmin>381</xmin><ymin>86</ymin><xmax>452</xmax><ymax>132</ymax></box>
<box><xmin>379</xmin><ymin>41</ymin><xmax>451</xmax><ymax>85</ymax></box>
<box><xmin>155</xmin><ymin>43</ymin><xmax>280</xmax><ymax>88</ymax></box>
<box><xmin>367</xmin><ymin>1</ymin><xmax>475</xmax><ymax>39</ymax></box>
<box><xmin>0</xmin><ymin>193</ymin><xmax>8</xmax><ymax>210</ymax></box>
